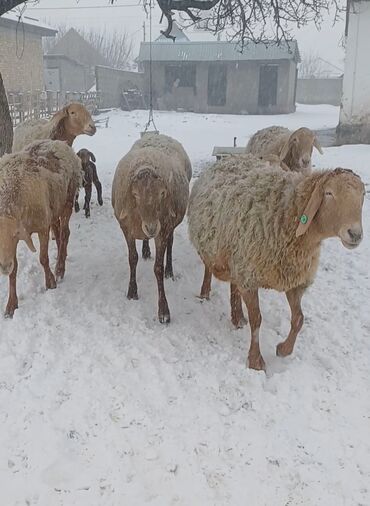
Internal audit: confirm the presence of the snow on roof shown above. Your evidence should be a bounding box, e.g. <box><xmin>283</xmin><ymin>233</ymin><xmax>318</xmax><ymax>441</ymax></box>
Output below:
<box><xmin>0</xmin><ymin>12</ymin><xmax>57</xmax><ymax>36</ymax></box>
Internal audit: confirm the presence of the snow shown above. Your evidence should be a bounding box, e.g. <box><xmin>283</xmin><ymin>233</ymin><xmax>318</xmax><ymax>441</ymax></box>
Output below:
<box><xmin>0</xmin><ymin>104</ymin><xmax>369</xmax><ymax>506</ymax></box>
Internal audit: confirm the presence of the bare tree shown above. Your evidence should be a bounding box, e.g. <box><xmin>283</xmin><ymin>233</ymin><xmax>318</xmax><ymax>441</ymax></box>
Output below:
<box><xmin>299</xmin><ymin>53</ymin><xmax>327</xmax><ymax>79</ymax></box>
<box><xmin>44</xmin><ymin>24</ymin><xmax>133</xmax><ymax>70</ymax></box>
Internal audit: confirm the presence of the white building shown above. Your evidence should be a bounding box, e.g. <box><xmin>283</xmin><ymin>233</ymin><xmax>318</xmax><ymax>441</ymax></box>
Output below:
<box><xmin>338</xmin><ymin>0</ymin><xmax>370</xmax><ymax>144</ymax></box>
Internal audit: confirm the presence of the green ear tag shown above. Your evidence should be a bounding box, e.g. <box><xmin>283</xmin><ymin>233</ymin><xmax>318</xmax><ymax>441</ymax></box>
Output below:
<box><xmin>300</xmin><ymin>214</ymin><xmax>308</xmax><ymax>224</ymax></box>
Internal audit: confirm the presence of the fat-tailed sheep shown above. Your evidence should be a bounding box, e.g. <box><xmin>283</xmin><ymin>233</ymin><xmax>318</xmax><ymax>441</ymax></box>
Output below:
<box><xmin>131</xmin><ymin>133</ymin><xmax>192</xmax><ymax>264</ymax></box>
<box><xmin>112</xmin><ymin>134</ymin><xmax>190</xmax><ymax>323</ymax></box>
<box><xmin>0</xmin><ymin>139</ymin><xmax>82</xmax><ymax>316</ymax></box>
<box><xmin>188</xmin><ymin>154</ymin><xmax>365</xmax><ymax>371</ymax></box>
<box><xmin>246</xmin><ymin>126</ymin><xmax>323</xmax><ymax>173</ymax></box>
<box><xmin>12</xmin><ymin>102</ymin><xmax>96</xmax><ymax>152</ymax></box>
<box><xmin>75</xmin><ymin>149</ymin><xmax>103</xmax><ymax>218</ymax></box>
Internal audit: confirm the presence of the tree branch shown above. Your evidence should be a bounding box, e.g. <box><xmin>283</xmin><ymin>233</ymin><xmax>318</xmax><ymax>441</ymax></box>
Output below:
<box><xmin>0</xmin><ymin>1</ymin><xmax>28</xmax><ymax>16</ymax></box>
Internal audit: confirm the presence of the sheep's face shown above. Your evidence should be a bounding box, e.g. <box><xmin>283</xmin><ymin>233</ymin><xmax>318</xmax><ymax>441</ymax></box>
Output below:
<box><xmin>131</xmin><ymin>168</ymin><xmax>168</xmax><ymax>239</ymax></box>
<box><xmin>65</xmin><ymin>104</ymin><xmax>96</xmax><ymax>137</ymax></box>
<box><xmin>284</xmin><ymin>128</ymin><xmax>323</xmax><ymax>173</ymax></box>
<box><xmin>0</xmin><ymin>218</ymin><xmax>36</xmax><ymax>275</ymax></box>
<box><xmin>321</xmin><ymin>171</ymin><xmax>365</xmax><ymax>249</ymax></box>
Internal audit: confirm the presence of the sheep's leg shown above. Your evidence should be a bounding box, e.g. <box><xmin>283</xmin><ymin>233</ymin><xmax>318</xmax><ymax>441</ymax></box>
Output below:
<box><xmin>241</xmin><ymin>289</ymin><xmax>265</xmax><ymax>371</ymax></box>
<box><xmin>154</xmin><ymin>234</ymin><xmax>170</xmax><ymax>323</ymax></box>
<box><xmin>55</xmin><ymin>203</ymin><xmax>73</xmax><ymax>281</ymax></box>
<box><xmin>5</xmin><ymin>254</ymin><xmax>18</xmax><ymax>318</ymax></box>
<box><xmin>230</xmin><ymin>283</ymin><xmax>246</xmax><ymax>328</ymax></box>
<box><xmin>142</xmin><ymin>239</ymin><xmax>151</xmax><ymax>259</ymax></box>
<box><xmin>53</xmin><ymin>219</ymin><xmax>61</xmax><ymax>252</ymax></box>
<box><xmin>83</xmin><ymin>183</ymin><xmax>92</xmax><ymax>218</ymax></box>
<box><xmin>122</xmin><ymin>229</ymin><xmax>138</xmax><ymax>300</ymax></box>
<box><xmin>74</xmin><ymin>190</ymin><xmax>80</xmax><ymax>213</ymax></box>
<box><xmin>200</xmin><ymin>264</ymin><xmax>212</xmax><ymax>299</ymax></box>
<box><xmin>92</xmin><ymin>167</ymin><xmax>103</xmax><ymax>206</ymax></box>
<box><xmin>164</xmin><ymin>231</ymin><xmax>174</xmax><ymax>279</ymax></box>
<box><xmin>276</xmin><ymin>286</ymin><xmax>305</xmax><ymax>358</ymax></box>
<box><xmin>38</xmin><ymin>229</ymin><xmax>56</xmax><ymax>290</ymax></box>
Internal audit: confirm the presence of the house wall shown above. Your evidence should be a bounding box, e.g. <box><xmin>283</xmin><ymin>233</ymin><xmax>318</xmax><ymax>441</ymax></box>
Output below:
<box><xmin>44</xmin><ymin>56</ymin><xmax>87</xmax><ymax>97</ymax></box>
<box><xmin>0</xmin><ymin>25</ymin><xmax>44</xmax><ymax>92</ymax></box>
<box><xmin>144</xmin><ymin>59</ymin><xmax>296</xmax><ymax>115</ymax></box>
<box><xmin>338</xmin><ymin>0</ymin><xmax>370</xmax><ymax>144</ymax></box>
<box><xmin>297</xmin><ymin>78</ymin><xmax>343</xmax><ymax>106</ymax></box>
<box><xmin>96</xmin><ymin>66</ymin><xmax>144</xmax><ymax>108</ymax></box>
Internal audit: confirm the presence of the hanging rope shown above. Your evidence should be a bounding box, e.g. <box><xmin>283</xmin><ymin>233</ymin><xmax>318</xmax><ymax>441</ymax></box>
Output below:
<box><xmin>143</xmin><ymin>0</ymin><xmax>158</xmax><ymax>134</ymax></box>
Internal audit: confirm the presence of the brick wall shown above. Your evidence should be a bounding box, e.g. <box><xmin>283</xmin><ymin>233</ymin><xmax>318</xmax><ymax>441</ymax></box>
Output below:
<box><xmin>0</xmin><ymin>25</ymin><xmax>44</xmax><ymax>93</ymax></box>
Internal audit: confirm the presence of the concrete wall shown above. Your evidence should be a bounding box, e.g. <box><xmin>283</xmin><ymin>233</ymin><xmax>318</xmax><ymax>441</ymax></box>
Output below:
<box><xmin>44</xmin><ymin>55</ymin><xmax>88</xmax><ymax>97</ymax></box>
<box><xmin>297</xmin><ymin>78</ymin><xmax>342</xmax><ymax>106</ymax></box>
<box><xmin>95</xmin><ymin>66</ymin><xmax>144</xmax><ymax>108</ymax></box>
<box><xmin>143</xmin><ymin>59</ymin><xmax>297</xmax><ymax>115</ymax></box>
<box><xmin>0</xmin><ymin>25</ymin><xmax>44</xmax><ymax>92</ymax></box>
<box><xmin>338</xmin><ymin>0</ymin><xmax>370</xmax><ymax>144</ymax></box>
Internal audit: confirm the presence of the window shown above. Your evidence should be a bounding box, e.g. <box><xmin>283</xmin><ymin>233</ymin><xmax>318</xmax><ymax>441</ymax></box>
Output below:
<box><xmin>207</xmin><ymin>64</ymin><xmax>227</xmax><ymax>106</ymax></box>
<box><xmin>165</xmin><ymin>64</ymin><xmax>196</xmax><ymax>93</ymax></box>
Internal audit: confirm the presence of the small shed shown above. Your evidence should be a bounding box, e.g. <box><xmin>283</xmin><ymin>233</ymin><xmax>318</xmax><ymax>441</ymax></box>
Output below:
<box><xmin>0</xmin><ymin>13</ymin><xmax>56</xmax><ymax>93</ymax></box>
<box><xmin>137</xmin><ymin>40</ymin><xmax>300</xmax><ymax>115</ymax></box>
<box><xmin>44</xmin><ymin>54</ymin><xmax>88</xmax><ymax>97</ymax></box>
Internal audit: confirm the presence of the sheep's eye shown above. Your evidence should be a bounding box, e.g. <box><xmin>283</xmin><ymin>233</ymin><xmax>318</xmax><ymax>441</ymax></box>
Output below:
<box><xmin>70</xmin><ymin>111</ymin><xmax>75</xmax><ymax>115</ymax></box>
<box><xmin>325</xmin><ymin>191</ymin><xmax>333</xmax><ymax>197</ymax></box>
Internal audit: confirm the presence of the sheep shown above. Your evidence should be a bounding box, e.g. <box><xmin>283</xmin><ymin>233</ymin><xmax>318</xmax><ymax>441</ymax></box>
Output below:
<box><xmin>112</xmin><ymin>134</ymin><xmax>190</xmax><ymax>323</ymax></box>
<box><xmin>75</xmin><ymin>149</ymin><xmax>103</xmax><ymax>218</ymax></box>
<box><xmin>0</xmin><ymin>139</ymin><xmax>82</xmax><ymax>317</ymax></box>
<box><xmin>188</xmin><ymin>154</ymin><xmax>365</xmax><ymax>371</ymax></box>
<box><xmin>130</xmin><ymin>133</ymin><xmax>192</xmax><ymax>267</ymax></box>
<box><xmin>246</xmin><ymin>126</ymin><xmax>324</xmax><ymax>174</ymax></box>
<box><xmin>12</xmin><ymin>102</ymin><xmax>96</xmax><ymax>152</ymax></box>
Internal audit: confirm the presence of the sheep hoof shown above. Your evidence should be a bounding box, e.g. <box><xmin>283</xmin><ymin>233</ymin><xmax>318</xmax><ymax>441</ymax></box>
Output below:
<box><xmin>4</xmin><ymin>302</ymin><xmax>18</xmax><ymax>318</ymax></box>
<box><xmin>74</xmin><ymin>203</ymin><xmax>80</xmax><ymax>213</ymax></box>
<box><xmin>98</xmin><ymin>198</ymin><xmax>103</xmax><ymax>206</ymax></box>
<box><xmin>232</xmin><ymin>316</ymin><xmax>247</xmax><ymax>329</ymax></box>
<box><xmin>165</xmin><ymin>267</ymin><xmax>174</xmax><ymax>280</ymax></box>
<box><xmin>248</xmin><ymin>354</ymin><xmax>266</xmax><ymax>371</ymax></box>
<box><xmin>85</xmin><ymin>210</ymin><xmax>90</xmax><ymax>218</ymax></box>
<box><xmin>55</xmin><ymin>268</ymin><xmax>65</xmax><ymax>281</ymax></box>
<box><xmin>142</xmin><ymin>250</ymin><xmax>151</xmax><ymax>260</ymax></box>
<box><xmin>276</xmin><ymin>342</ymin><xmax>293</xmax><ymax>358</ymax></box>
<box><xmin>127</xmin><ymin>289</ymin><xmax>138</xmax><ymax>300</ymax></box>
<box><xmin>159</xmin><ymin>312</ymin><xmax>171</xmax><ymax>324</ymax></box>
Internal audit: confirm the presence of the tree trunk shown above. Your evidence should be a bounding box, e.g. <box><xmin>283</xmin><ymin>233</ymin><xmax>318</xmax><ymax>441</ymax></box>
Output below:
<box><xmin>0</xmin><ymin>71</ymin><xmax>13</xmax><ymax>156</ymax></box>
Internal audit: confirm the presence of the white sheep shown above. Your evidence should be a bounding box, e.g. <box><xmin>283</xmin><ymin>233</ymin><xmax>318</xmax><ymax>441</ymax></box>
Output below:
<box><xmin>0</xmin><ymin>139</ymin><xmax>82</xmax><ymax>317</ymax></box>
<box><xmin>131</xmin><ymin>133</ymin><xmax>192</xmax><ymax>263</ymax></box>
<box><xmin>112</xmin><ymin>134</ymin><xmax>190</xmax><ymax>323</ymax></box>
<box><xmin>12</xmin><ymin>102</ymin><xmax>96</xmax><ymax>152</ymax></box>
<box><xmin>246</xmin><ymin>126</ymin><xmax>324</xmax><ymax>173</ymax></box>
<box><xmin>188</xmin><ymin>154</ymin><xmax>365</xmax><ymax>371</ymax></box>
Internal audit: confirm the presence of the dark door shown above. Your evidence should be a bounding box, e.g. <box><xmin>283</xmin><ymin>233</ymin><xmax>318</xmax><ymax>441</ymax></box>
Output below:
<box><xmin>258</xmin><ymin>65</ymin><xmax>278</xmax><ymax>107</ymax></box>
<box><xmin>208</xmin><ymin>64</ymin><xmax>227</xmax><ymax>106</ymax></box>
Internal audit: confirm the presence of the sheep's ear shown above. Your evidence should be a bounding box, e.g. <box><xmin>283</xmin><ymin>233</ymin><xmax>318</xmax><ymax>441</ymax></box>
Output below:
<box><xmin>16</xmin><ymin>224</ymin><xmax>36</xmax><ymax>252</ymax></box>
<box><xmin>89</xmin><ymin>151</ymin><xmax>96</xmax><ymax>163</ymax></box>
<box><xmin>53</xmin><ymin>106</ymin><xmax>68</xmax><ymax>122</ymax></box>
<box><xmin>279</xmin><ymin>138</ymin><xmax>293</xmax><ymax>161</ymax></box>
<box><xmin>296</xmin><ymin>185</ymin><xmax>323</xmax><ymax>237</ymax></box>
<box><xmin>313</xmin><ymin>137</ymin><xmax>324</xmax><ymax>155</ymax></box>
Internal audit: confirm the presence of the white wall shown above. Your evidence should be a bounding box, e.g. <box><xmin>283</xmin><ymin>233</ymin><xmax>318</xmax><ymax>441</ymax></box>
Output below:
<box><xmin>340</xmin><ymin>0</ymin><xmax>370</xmax><ymax>125</ymax></box>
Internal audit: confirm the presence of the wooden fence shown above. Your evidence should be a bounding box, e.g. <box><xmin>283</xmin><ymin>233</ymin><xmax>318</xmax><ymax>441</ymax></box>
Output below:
<box><xmin>7</xmin><ymin>90</ymin><xmax>101</xmax><ymax>126</ymax></box>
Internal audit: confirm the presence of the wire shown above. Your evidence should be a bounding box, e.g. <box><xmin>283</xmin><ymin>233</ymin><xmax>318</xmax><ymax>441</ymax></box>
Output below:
<box><xmin>143</xmin><ymin>0</ymin><xmax>158</xmax><ymax>133</ymax></box>
<box><xmin>27</xmin><ymin>3</ymin><xmax>141</xmax><ymax>10</ymax></box>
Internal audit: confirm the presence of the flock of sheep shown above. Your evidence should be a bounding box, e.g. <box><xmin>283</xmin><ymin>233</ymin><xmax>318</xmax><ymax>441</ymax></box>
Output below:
<box><xmin>0</xmin><ymin>103</ymin><xmax>365</xmax><ymax>372</ymax></box>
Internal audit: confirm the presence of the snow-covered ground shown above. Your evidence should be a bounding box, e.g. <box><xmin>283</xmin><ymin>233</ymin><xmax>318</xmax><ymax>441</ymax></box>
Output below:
<box><xmin>0</xmin><ymin>105</ymin><xmax>369</xmax><ymax>506</ymax></box>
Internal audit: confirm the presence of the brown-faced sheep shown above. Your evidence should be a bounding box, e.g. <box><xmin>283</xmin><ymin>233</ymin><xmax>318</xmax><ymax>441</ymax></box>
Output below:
<box><xmin>132</xmin><ymin>133</ymin><xmax>192</xmax><ymax>264</ymax></box>
<box><xmin>75</xmin><ymin>149</ymin><xmax>103</xmax><ymax>218</ymax></box>
<box><xmin>246</xmin><ymin>126</ymin><xmax>323</xmax><ymax>174</ymax></box>
<box><xmin>12</xmin><ymin>102</ymin><xmax>96</xmax><ymax>152</ymax></box>
<box><xmin>188</xmin><ymin>154</ymin><xmax>365</xmax><ymax>371</ymax></box>
<box><xmin>0</xmin><ymin>139</ymin><xmax>82</xmax><ymax>316</ymax></box>
<box><xmin>112</xmin><ymin>134</ymin><xmax>190</xmax><ymax>323</ymax></box>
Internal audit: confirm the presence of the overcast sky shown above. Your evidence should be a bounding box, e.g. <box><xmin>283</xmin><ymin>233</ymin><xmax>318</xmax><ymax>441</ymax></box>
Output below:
<box><xmin>25</xmin><ymin>0</ymin><xmax>346</xmax><ymax>69</ymax></box>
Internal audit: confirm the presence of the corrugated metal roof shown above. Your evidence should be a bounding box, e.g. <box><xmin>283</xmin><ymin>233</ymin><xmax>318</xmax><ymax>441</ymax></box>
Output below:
<box><xmin>138</xmin><ymin>40</ymin><xmax>300</xmax><ymax>63</ymax></box>
<box><xmin>0</xmin><ymin>13</ymin><xmax>57</xmax><ymax>36</ymax></box>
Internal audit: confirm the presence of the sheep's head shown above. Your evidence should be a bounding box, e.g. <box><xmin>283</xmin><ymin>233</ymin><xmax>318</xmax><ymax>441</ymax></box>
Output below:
<box><xmin>53</xmin><ymin>103</ymin><xmax>96</xmax><ymax>138</ymax></box>
<box><xmin>77</xmin><ymin>149</ymin><xmax>96</xmax><ymax>168</ymax></box>
<box><xmin>0</xmin><ymin>217</ymin><xmax>36</xmax><ymax>276</ymax></box>
<box><xmin>280</xmin><ymin>127</ymin><xmax>323</xmax><ymax>173</ymax></box>
<box><xmin>296</xmin><ymin>168</ymin><xmax>365</xmax><ymax>249</ymax></box>
<box><xmin>126</xmin><ymin>167</ymin><xmax>170</xmax><ymax>239</ymax></box>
